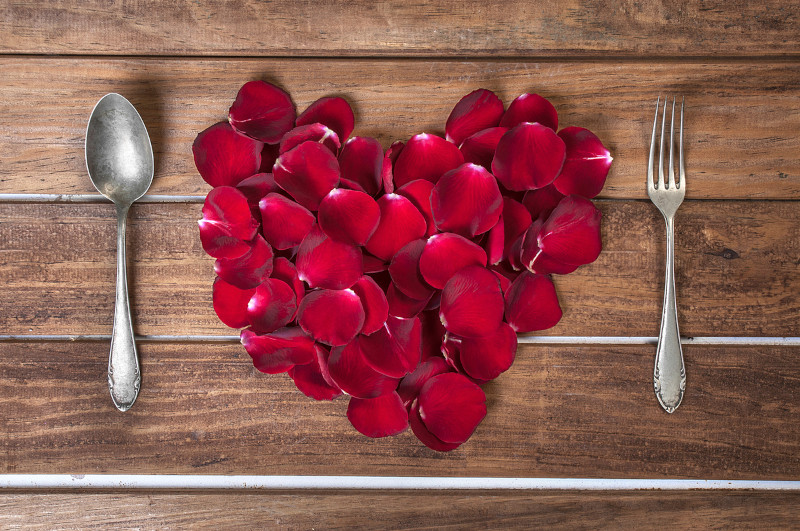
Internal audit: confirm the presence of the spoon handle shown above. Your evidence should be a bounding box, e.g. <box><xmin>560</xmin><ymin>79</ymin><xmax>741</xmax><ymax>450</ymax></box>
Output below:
<box><xmin>108</xmin><ymin>204</ymin><xmax>141</xmax><ymax>411</ymax></box>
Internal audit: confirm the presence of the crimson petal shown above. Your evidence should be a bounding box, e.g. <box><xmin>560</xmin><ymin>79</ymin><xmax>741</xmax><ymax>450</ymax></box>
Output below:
<box><xmin>240</xmin><ymin>327</ymin><xmax>316</xmax><ymax>374</ymax></box>
<box><xmin>504</xmin><ymin>272</ymin><xmax>562</xmax><ymax>332</ymax></box>
<box><xmin>228</xmin><ymin>80</ymin><xmax>295</xmax><ymax>144</ymax></box>
<box><xmin>553</xmin><ymin>127</ymin><xmax>613</xmax><ymax>198</ymax></box>
<box><xmin>396</xmin><ymin>179</ymin><xmax>436</xmax><ymax>237</ymax></box>
<box><xmin>328</xmin><ymin>339</ymin><xmax>400</xmax><ymax>399</ymax></box>
<box><xmin>259</xmin><ymin>193</ymin><xmax>315</xmax><ymax>250</ymax></box>
<box><xmin>459</xmin><ymin>127</ymin><xmax>508</xmax><ymax>170</ymax></box>
<box><xmin>271</xmin><ymin>257</ymin><xmax>305</xmax><ymax>310</ymax></box>
<box><xmin>419</xmin><ymin>309</ymin><xmax>447</xmax><ymax>361</ymax></box>
<box><xmin>296</xmin><ymin>96</ymin><xmax>355</xmax><ymax>141</ymax></box>
<box><xmin>214</xmin><ymin>233</ymin><xmax>274</xmax><ymax>289</ymax></box>
<box><xmin>381</xmin><ymin>141</ymin><xmax>404</xmax><ymax>194</ymax></box>
<box><xmin>439</xmin><ymin>265</ymin><xmax>504</xmax><ymax>338</ymax></box>
<box><xmin>273</xmin><ymin>141</ymin><xmax>340</xmax><ymax>211</ymax></box>
<box><xmin>279</xmin><ymin>123</ymin><xmax>341</xmax><ymax>155</ymax></box>
<box><xmin>418</xmin><ymin>373</ymin><xmax>487</xmax><ymax>444</ymax></box>
<box><xmin>392</xmin><ymin>133</ymin><xmax>464</xmax><ymax>188</ymax></box>
<box><xmin>297</xmin><ymin>288</ymin><xmax>365</xmax><ymax>346</ymax></box>
<box><xmin>451</xmin><ymin>323</ymin><xmax>517</xmax><ymax>381</ymax></box>
<box><xmin>198</xmin><ymin>186</ymin><xmax>259</xmax><ymax>259</ymax></box>
<box><xmin>492</xmin><ymin>269</ymin><xmax>512</xmax><ymax>294</ymax></box>
<box><xmin>445</xmin><ymin>89</ymin><xmax>504</xmax><ymax>146</ymax></box>
<box><xmin>409</xmin><ymin>399</ymin><xmax>461</xmax><ymax>452</ymax></box>
<box><xmin>246</xmin><ymin>278</ymin><xmax>297</xmax><ymax>333</ymax></box>
<box><xmin>491</xmin><ymin>122</ymin><xmax>566</xmax><ymax>191</ymax></box>
<box><xmin>212</xmin><ymin>277</ymin><xmax>255</xmax><ymax>329</ymax></box>
<box><xmin>387</xmin><ymin>282</ymin><xmax>432</xmax><ymax>319</ymax></box>
<box><xmin>347</xmin><ymin>392</ymin><xmax>408</xmax><ymax>438</ymax></box>
<box><xmin>351</xmin><ymin>276</ymin><xmax>389</xmax><ymax>335</ymax></box>
<box><xmin>236</xmin><ymin>173</ymin><xmax>280</xmax><ymax>206</ymax></box>
<box><xmin>339</xmin><ymin>136</ymin><xmax>384</xmax><ymax>196</ymax></box>
<box><xmin>360</xmin><ymin>315</ymin><xmax>422</xmax><ymax>378</ymax></box>
<box><xmin>296</xmin><ymin>226</ymin><xmax>363</xmax><ymax>290</ymax></box>
<box><xmin>538</xmin><ymin>195</ymin><xmax>602</xmax><ymax>266</ymax></box>
<box><xmin>397</xmin><ymin>357</ymin><xmax>450</xmax><ymax>408</ymax></box>
<box><xmin>485</xmin><ymin>217</ymin><xmax>505</xmax><ymax>266</ymax></box>
<box><xmin>318</xmin><ymin>188</ymin><xmax>381</xmax><ymax>246</ymax></box>
<box><xmin>362</xmin><ymin>254</ymin><xmax>388</xmax><ymax>274</ymax></box>
<box><xmin>259</xmin><ymin>143</ymin><xmax>281</xmax><ymax>174</ymax></box>
<box><xmin>501</xmin><ymin>197</ymin><xmax>533</xmax><ymax>259</ymax></box>
<box><xmin>499</xmin><ymin>93</ymin><xmax>558</xmax><ymax>131</ymax></box>
<box><xmin>389</xmin><ymin>239</ymin><xmax>434</xmax><ymax>300</ymax></box>
<box><xmin>193</xmin><ymin>122</ymin><xmax>263</xmax><ymax>188</ymax></box>
<box><xmin>364</xmin><ymin>194</ymin><xmax>427</xmax><ymax>261</ymax></box>
<box><xmin>288</xmin><ymin>344</ymin><xmax>342</xmax><ymax>401</ymax></box>
<box><xmin>520</xmin><ymin>219</ymin><xmax>580</xmax><ymax>275</ymax></box>
<box><xmin>431</xmin><ymin>163</ymin><xmax>502</xmax><ymax>238</ymax></box>
<box><xmin>419</xmin><ymin>233</ymin><xmax>487</xmax><ymax>289</ymax></box>
<box><xmin>522</xmin><ymin>184</ymin><xmax>564</xmax><ymax>219</ymax></box>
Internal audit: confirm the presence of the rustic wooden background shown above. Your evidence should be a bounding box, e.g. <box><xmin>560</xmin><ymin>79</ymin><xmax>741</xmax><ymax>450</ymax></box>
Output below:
<box><xmin>1</xmin><ymin>0</ymin><xmax>799</xmax><ymax>528</ymax></box>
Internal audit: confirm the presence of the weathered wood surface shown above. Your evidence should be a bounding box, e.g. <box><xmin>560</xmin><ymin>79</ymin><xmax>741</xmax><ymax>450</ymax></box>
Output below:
<box><xmin>1</xmin><ymin>58</ymin><xmax>799</xmax><ymax>199</ymax></box>
<box><xmin>2</xmin><ymin>491</ymin><xmax>800</xmax><ymax>530</ymax></box>
<box><xmin>1</xmin><ymin>1</ymin><xmax>799</xmax><ymax>57</ymax></box>
<box><xmin>2</xmin><ymin>341</ymin><xmax>798</xmax><ymax>478</ymax></box>
<box><xmin>1</xmin><ymin>201</ymin><xmax>797</xmax><ymax>338</ymax></box>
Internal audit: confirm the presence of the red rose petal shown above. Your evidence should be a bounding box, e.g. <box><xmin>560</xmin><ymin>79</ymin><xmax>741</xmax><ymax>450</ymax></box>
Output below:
<box><xmin>409</xmin><ymin>399</ymin><xmax>461</xmax><ymax>452</ymax></box>
<box><xmin>392</xmin><ymin>133</ymin><xmax>465</xmax><ymax>188</ymax></box>
<box><xmin>449</xmin><ymin>322</ymin><xmax>517</xmax><ymax>381</ymax></box>
<box><xmin>522</xmin><ymin>184</ymin><xmax>565</xmax><ymax>219</ymax></box>
<box><xmin>246</xmin><ymin>278</ymin><xmax>297</xmax><ymax>333</ymax></box>
<box><xmin>297</xmin><ymin>288</ymin><xmax>365</xmax><ymax>346</ymax></box>
<box><xmin>419</xmin><ymin>309</ymin><xmax>447</xmax><ymax>361</ymax></box>
<box><xmin>499</xmin><ymin>93</ymin><xmax>558</xmax><ymax>131</ymax></box>
<box><xmin>228</xmin><ymin>80</ymin><xmax>296</xmax><ymax>144</ymax></box>
<box><xmin>491</xmin><ymin>122</ymin><xmax>566</xmax><ymax>192</ymax></box>
<box><xmin>507</xmin><ymin>232</ymin><xmax>525</xmax><ymax>271</ymax></box>
<box><xmin>318</xmin><ymin>188</ymin><xmax>381</xmax><ymax>246</ymax></box>
<box><xmin>396</xmin><ymin>179</ymin><xmax>436</xmax><ymax>237</ymax></box>
<box><xmin>526</xmin><ymin>248</ymin><xmax>580</xmax><ymax>275</ymax></box>
<box><xmin>288</xmin><ymin>344</ymin><xmax>342</xmax><ymax>401</ymax></box>
<box><xmin>259</xmin><ymin>143</ymin><xmax>281</xmax><ymax>174</ymax></box>
<box><xmin>381</xmin><ymin>140</ymin><xmax>404</xmax><ymax>194</ymax></box>
<box><xmin>362</xmin><ymin>254</ymin><xmax>388</xmax><ymax>274</ymax></box>
<box><xmin>198</xmin><ymin>186</ymin><xmax>260</xmax><ymax>259</ymax></box>
<box><xmin>389</xmin><ymin>239</ymin><xmax>434</xmax><ymax>300</ymax></box>
<box><xmin>504</xmin><ymin>271</ymin><xmax>562</xmax><ymax>332</ymax></box>
<box><xmin>439</xmin><ymin>265</ymin><xmax>504</xmax><ymax>338</ymax></box>
<box><xmin>212</xmin><ymin>277</ymin><xmax>256</xmax><ymax>329</ymax></box>
<box><xmin>296</xmin><ymin>96</ymin><xmax>355</xmax><ymax>141</ymax></box>
<box><xmin>387</xmin><ymin>282</ymin><xmax>433</xmax><ymax>319</ymax></box>
<box><xmin>360</xmin><ymin>315</ymin><xmax>422</xmax><ymax>378</ymax></box>
<box><xmin>351</xmin><ymin>275</ymin><xmax>389</xmax><ymax>335</ymax></box>
<box><xmin>419</xmin><ymin>233</ymin><xmax>487</xmax><ymax>290</ymax></box>
<box><xmin>552</xmin><ymin>126</ymin><xmax>613</xmax><ymax>198</ymax></box>
<box><xmin>271</xmin><ymin>257</ymin><xmax>305</xmax><ymax>310</ymax></box>
<box><xmin>418</xmin><ymin>373</ymin><xmax>487</xmax><ymax>444</ymax></box>
<box><xmin>538</xmin><ymin>195</ymin><xmax>602</xmax><ymax>266</ymax></box>
<box><xmin>296</xmin><ymin>226</ymin><xmax>363</xmax><ymax>290</ymax></box>
<box><xmin>236</xmin><ymin>173</ymin><xmax>280</xmax><ymax>206</ymax></box>
<box><xmin>431</xmin><ymin>163</ymin><xmax>502</xmax><ymax>238</ymax></box>
<box><xmin>259</xmin><ymin>193</ymin><xmax>316</xmax><ymax>250</ymax></box>
<box><xmin>485</xmin><ymin>216</ymin><xmax>505</xmax><ymax>266</ymax></box>
<box><xmin>279</xmin><ymin>123</ymin><xmax>341</xmax><ymax>155</ymax></box>
<box><xmin>214</xmin><ymin>233</ymin><xmax>274</xmax><ymax>289</ymax></box>
<box><xmin>491</xmin><ymin>269</ymin><xmax>512</xmax><ymax>294</ymax></box>
<box><xmin>365</xmin><ymin>194</ymin><xmax>427</xmax><ymax>261</ymax></box>
<box><xmin>459</xmin><ymin>127</ymin><xmax>508</xmax><ymax>170</ymax></box>
<box><xmin>193</xmin><ymin>122</ymin><xmax>263</xmax><ymax>188</ymax></box>
<box><xmin>339</xmin><ymin>136</ymin><xmax>384</xmax><ymax>196</ymax></box>
<box><xmin>501</xmin><ymin>197</ymin><xmax>533</xmax><ymax>259</ymax></box>
<box><xmin>273</xmin><ymin>141</ymin><xmax>340</xmax><ymax>211</ymax></box>
<box><xmin>397</xmin><ymin>357</ymin><xmax>450</xmax><ymax>408</ymax></box>
<box><xmin>328</xmin><ymin>339</ymin><xmax>400</xmax><ymax>399</ymax></box>
<box><xmin>347</xmin><ymin>392</ymin><xmax>409</xmax><ymax>438</ymax></box>
<box><xmin>445</xmin><ymin>89</ymin><xmax>504</xmax><ymax>146</ymax></box>
<box><xmin>240</xmin><ymin>327</ymin><xmax>316</xmax><ymax>374</ymax></box>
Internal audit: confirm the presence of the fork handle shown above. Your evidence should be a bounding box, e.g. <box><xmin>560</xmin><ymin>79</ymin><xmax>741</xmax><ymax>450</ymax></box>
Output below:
<box><xmin>654</xmin><ymin>215</ymin><xmax>686</xmax><ymax>413</ymax></box>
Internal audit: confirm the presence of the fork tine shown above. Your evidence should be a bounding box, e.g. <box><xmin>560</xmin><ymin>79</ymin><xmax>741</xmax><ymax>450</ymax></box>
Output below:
<box><xmin>648</xmin><ymin>96</ymin><xmax>659</xmax><ymax>191</ymax></box>
<box><xmin>658</xmin><ymin>97</ymin><xmax>667</xmax><ymax>190</ymax></box>
<box><xmin>679</xmin><ymin>97</ymin><xmax>685</xmax><ymax>189</ymax></box>
<box><xmin>668</xmin><ymin>97</ymin><xmax>676</xmax><ymax>189</ymax></box>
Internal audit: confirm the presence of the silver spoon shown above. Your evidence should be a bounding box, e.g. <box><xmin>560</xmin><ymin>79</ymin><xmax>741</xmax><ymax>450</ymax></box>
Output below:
<box><xmin>85</xmin><ymin>93</ymin><xmax>154</xmax><ymax>411</ymax></box>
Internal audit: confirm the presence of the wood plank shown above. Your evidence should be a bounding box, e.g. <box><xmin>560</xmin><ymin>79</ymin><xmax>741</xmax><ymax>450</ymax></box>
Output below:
<box><xmin>2</xmin><ymin>341</ymin><xmax>799</xmax><ymax>478</ymax></box>
<box><xmin>1</xmin><ymin>201</ymin><xmax>797</xmax><ymax>337</ymax></box>
<box><xmin>1</xmin><ymin>58</ymin><xmax>798</xmax><ymax>199</ymax></box>
<box><xmin>1</xmin><ymin>1</ymin><xmax>799</xmax><ymax>57</ymax></box>
<box><xmin>2</xmin><ymin>491</ymin><xmax>799</xmax><ymax>530</ymax></box>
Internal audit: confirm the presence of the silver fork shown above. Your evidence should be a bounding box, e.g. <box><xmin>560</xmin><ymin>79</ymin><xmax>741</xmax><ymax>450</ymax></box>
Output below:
<box><xmin>648</xmin><ymin>96</ymin><xmax>686</xmax><ymax>413</ymax></box>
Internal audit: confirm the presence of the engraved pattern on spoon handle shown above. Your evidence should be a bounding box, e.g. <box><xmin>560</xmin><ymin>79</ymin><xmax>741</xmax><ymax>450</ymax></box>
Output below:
<box><xmin>653</xmin><ymin>214</ymin><xmax>686</xmax><ymax>413</ymax></box>
<box><xmin>108</xmin><ymin>204</ymin><xmax>140</xmax><ymax>411</ymax></box>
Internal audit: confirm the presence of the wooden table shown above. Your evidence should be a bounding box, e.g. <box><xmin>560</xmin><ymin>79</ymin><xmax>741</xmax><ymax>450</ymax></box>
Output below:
<box><xmin>1</xmin><ymin>1</ymin><xmax>799</xmax><ymax>527</ymax></box>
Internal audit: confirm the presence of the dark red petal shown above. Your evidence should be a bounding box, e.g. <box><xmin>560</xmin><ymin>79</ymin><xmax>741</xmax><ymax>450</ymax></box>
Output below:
<box><xmin>214</xmin><ymin>233</ymin><xmax>274</xmax><ymax>289</ymax></box>
<box><xmin>318</xmin><ymin>188</ymin><xmax>381</xmax><ymax>246</ymax></box>
<box><xmin>491</xmin><ymin>123</ymin><xmax>566</xmax><ymax>192</ymax></box>
<box><xmin>365</xmin><ymin>194</ymin><xmax>427</xmax><ymax>261</ymax></box>
<box><xmin>418</xmin><ymin>373</ymin><xmax>487</xmax><ymax>444</ymax></box>
<box><xmin>228</xmin><ymin>80</ymin><xmax>295</xmax><ymax>144</ymax></box>
<box><xmin>360</xmin><ymin>315</ymin><xmax>422</xmax><ymax>378</ymax></box>
<box><xmin>553</xmin><ymin>126</ymin><xmax>613</xmax><ymax>198</ymax></box>
<box><xmin>288</xmin><ymin>344</ymin><xmax>342</xmax><ymax>401</ymax></box>
<box><xmin>387</xmin><ymin>282</ymin><xmax>433</xmax><ymax>319</ymax></box>
<box><xmin>451</xmin><ymin>323</ymin><xmax>517</xmax><ymax>381</ymax></box>
<box><xmin>419</xmin><ymin>233</ymin><xmax>487</xmax><ymax>290</ymax></box>
<box><xmin>240</xmin><ymin>327</ymin><xmax>316</xmax><ymax>374</ymax></box>
<box><xmin>389</xmin><ymin>239</ymin><xmax>434</xmax><ymax>300</ymax></box>
<box><xmin>522</xmin><ymin>184</ymin><xmax>565</xmax><ymax>219</ymax></box>
<box><xmin>246</xmin><ymin>278</ymin><xmax>297</xmax><ymax>333</ymax></box>
<box><xmin>520</xmin><ymin>217</ymin><xmax>580</xmax><ymax>275</ymax></box>
<box><xmin>297</xmin><ymin>288</ymin><xmax>365</xmax><ymax>346</ymax></box>
<box><xmin>396</xmin><ymin>179</ymin><xmax>436</xmax><ymax>237</ymax></box>
<box><xmin>538</xmin><ymin>195</ymin><xmax>602</xmax><ymax>266</ymax></box>
<box><xmin>351</xmin><ymin>275</ymin><xmax>389</xmax><ymax>335</ymax></box>
<box><xmin>459</xmin><ymin>127</ymin><xmax>508</xmax><ymax>169</ymax></box>
<box><xmin>279</xmin><ymin>123</ymin><xmax>341</xmax><ymax>155</ymax></box>
<box><xmin>273</xmin><ymin>141</ymin><xmax>340</xmax><ymax>211</ymax></box>
<box><xmin>259</xmin><ymin>143</ymin><xmax>281</xmax><ymax>174</ymax></box>
<box><xmin>296</xmin><ymin>226</ymin><xmax>363</xmax><ymax>290</ymax></box>
<box><xmin>431</xmin><ymin>163</ymin><xmax>502</xmax><ymax>238</ymax></box>
<box><xmin>507</xmin><ymin>232</ymin><xmax>525</xmax><ymax>271</ymax></box>
<box><xmin>339</xmin><ymin>136</ymin><xmax>384</xmax><ymax>197</ymax></box>
<box><xmin>499</xmin><ymin>93</ymin><xmax>558</xmax><ymax>131</ymax></box>
<box><xmin>397</xmin><ymin>357</ymin><xmax>450</xmax><ymax>408</ymax></box>
<box><xmin>198</xmin><ymin>186</ymin><xmax>259</xmax><ymax>259</ymax></box>
<box><xmin>439</xmin><ymin>265</ymin><xmax>504</xmax><ymax>338</ymax></box>
<box><xmin>362</xmin><ymin>253</ymin><xmax>388</xmax><ymax>274</ymax></box>
<box><xmin>296</xmin><ymin>96</ymin><xmax>354</xmax><ymax>141</ymax></box>
<box><xmin>502</xmin><ymin>197</ymin><xmax>533</xmax><ymax>259</ymax></box>
<box><xmin>409</xmin><ymin>399</ymin><xmax>461</xmax><ymax>451</ymax></box>
<box><xmin>259</xmin><ymin>193</ymin><xmax>316</xmax><ymax>250</ymax></box>
<box><xmin>485</xmin><ymin>216</ymin><xmax>505</xmax><ymax>265</ymax></box>
<box><xmin>392</xmin><ymin>133</ymin><xmax>465</xmax><ymax>188</ymax></box>
<box><xmin>381</xmin><ymin>141</ymin><xmax>404</xmax><ymax>194</ymax></box>
<box><xmin>193</xmin><ymin>122</ymin><xmax>263</xmax><ymax>188</ymax></box>
<box><xmin>492</xmin><ymin>270</ymin><xmax>512</xmax><ymax>294</ymax></box>
<box><xmin>445</xmin><ymin>89</ymin><xmax>504</xmax><ymax>146</ymax></box>
<box><xmin>328</xmin><ymin>339</ymin><xmax>400</xmax><ymax>399</ymax></box>
<box><xmin>212</xmin><ymin>277</ymin><xmax>256</xmax><ymax>329</ymax></box>
<box><xmin>347</xmin><ymin>392</ymin><xmax>408</xmax><ymax>438</ymax></box>
<box><xmin>236</xmin><ymin>173</ymin><xmax>280</xmax><ymax>206</ymax></box>
<box><xmin>270</xmin><ymin>257</ymin><xmax>305</xmax><ymax>310</ymax></box>
<box><xmin>504</xmin><ymin>271</ymin><xmax>562</xmax><ymax>332</ymax></box>
<box><xmin>419</xmin><ymin>309</ymin><xmax>447</xmax><ymax>361</ymax></box>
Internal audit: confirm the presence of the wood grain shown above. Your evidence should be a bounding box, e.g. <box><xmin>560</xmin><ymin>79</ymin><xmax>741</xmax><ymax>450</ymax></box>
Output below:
<box><xmin>1</xmin><ymin>201</ymin><xmax>797</xmax><ymax>338</ymax></box>
<box><xmin>1</xmin><ymin>1</ymin><xmax>799</xmax><ymax>57</ymax></box>
<box><xmin>2</xmin><ymin>341</ymin><xmax>799</xmax><ymax>478</ymax></box>
<box><xmin>2</xmin><ymin>491</ymin><xmax>799</xmax><ymax>530</ymax></box>
<box><xmin>0</xmin><ymin>58</ymin><xmax>798</xmax><ymax>199</ymax></box>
